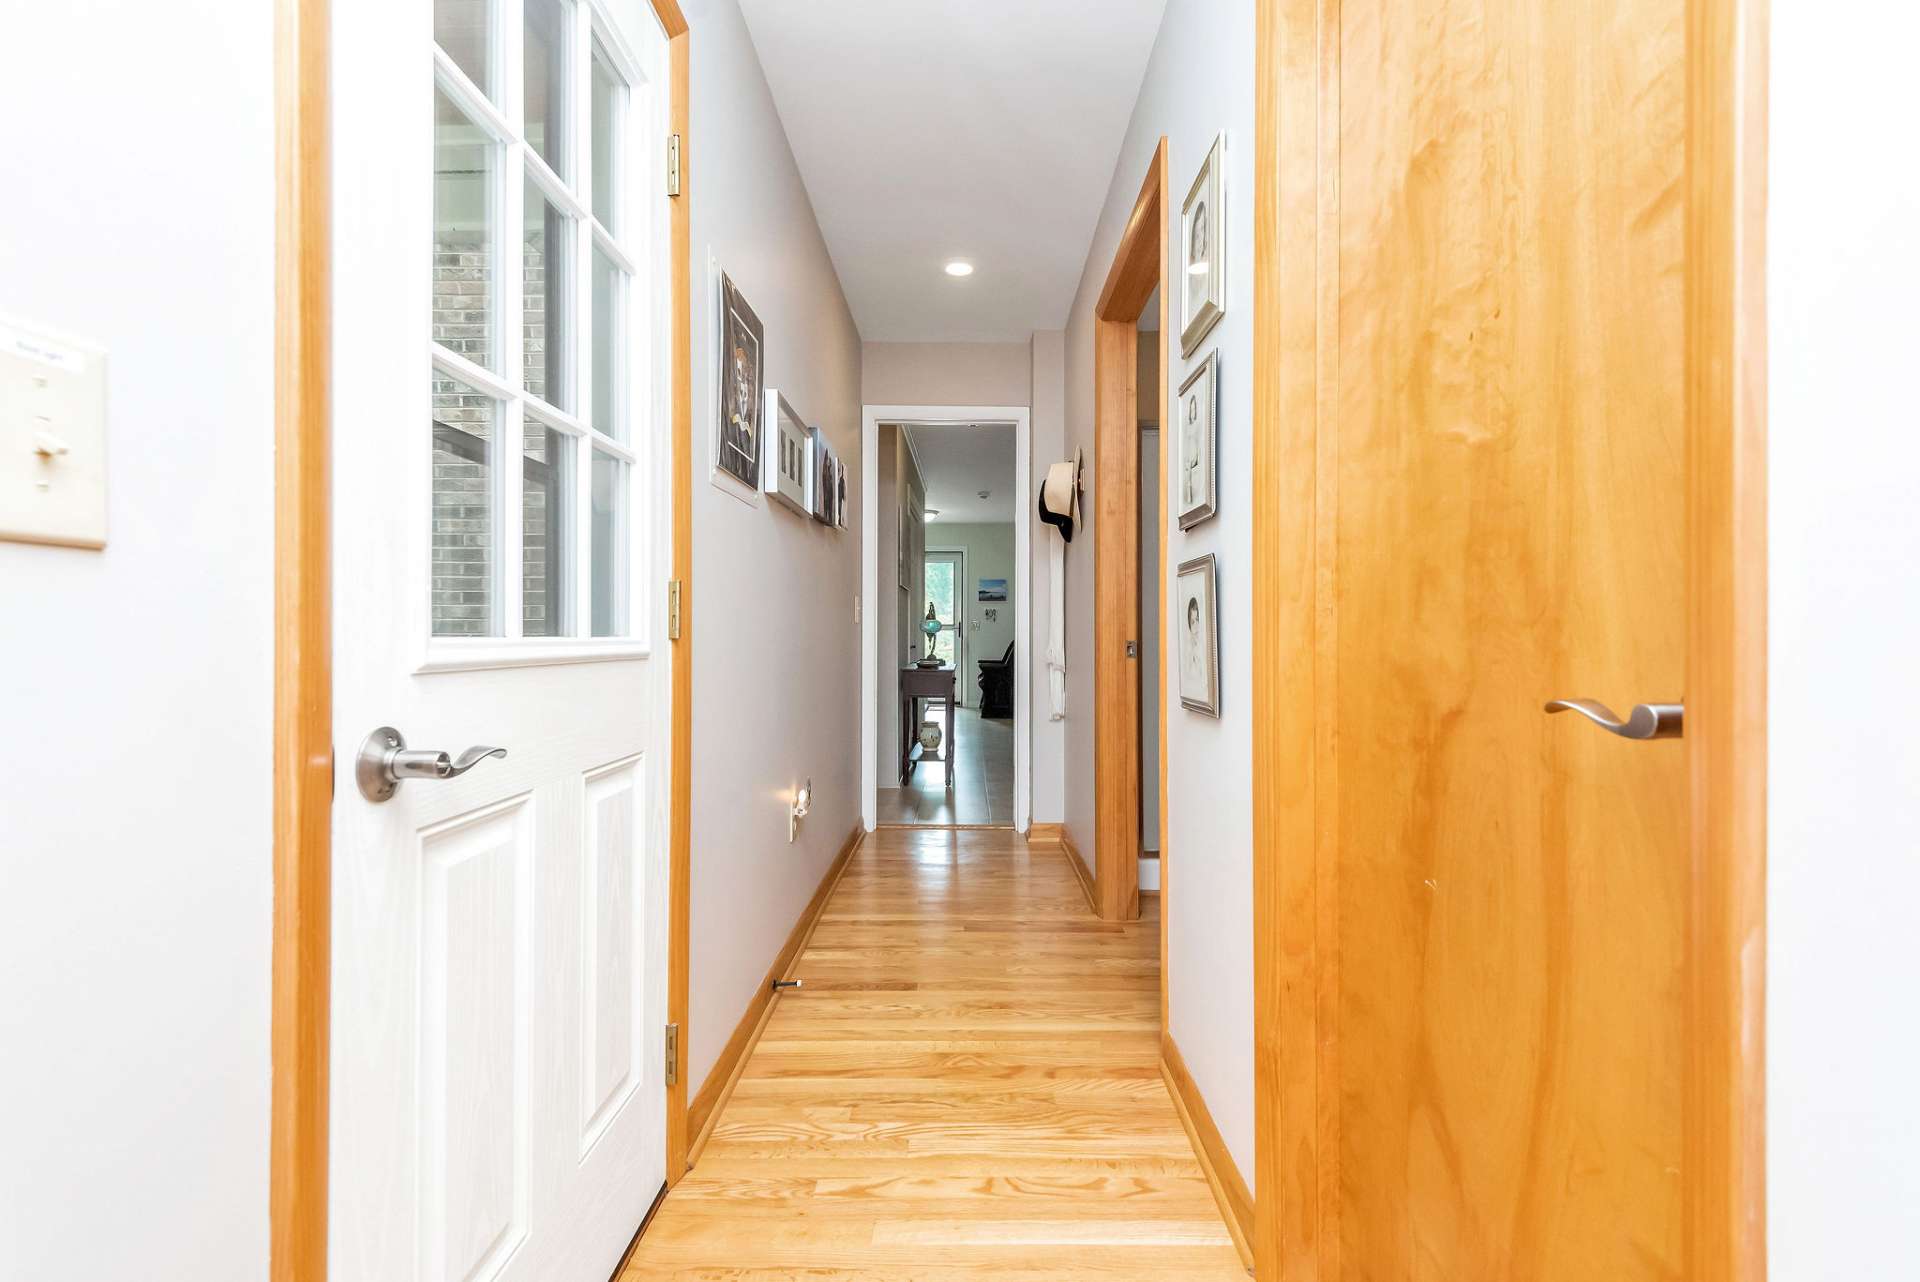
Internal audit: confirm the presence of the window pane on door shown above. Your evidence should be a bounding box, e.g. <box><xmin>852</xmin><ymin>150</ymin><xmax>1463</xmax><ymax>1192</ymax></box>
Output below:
<box><xmin>523</xmin><ymin>176</ymin><xmax>572</xmax><ymax>412</ymax></box>
<box><xmin>590</xmin><ymin>450</ymin><xmax>628</xmax><ymax>637</ymax></box>
<box><xmin>523</xmin><ymin>421</ymin><xmax>573</xmax><ymax>637</ymax></box>
<box><xmin>524</xmin><ymin>0</ymin><xmax>569</xmax><ymax>180</ymax></box>
<box><xmin>924</xmin><ymin>557</ymin><xmax>956</xmax><ymax>665</ymax></box>
<box><xmin>432</xmin><ymin>373</ymin><xmax>500</xmax><ymax>636</ymax></box>
<box><xmin>434</xmin><ymin>0</ymin><xmax>492</xmax><ymax>99</ymax></box>
<box><xmin>590</xmin><ymin>247</ymin><xmax>624</xmax><ymax>441</ymax></box>
<box><xmin>590</xmin><ymin>40</ymin><xmax>621</xmax><ymax>232</ymax></box>
<box><xmin>434</xmin><ymin>88</ymin><xmax>495</xmax><ymax>369</ymax></box>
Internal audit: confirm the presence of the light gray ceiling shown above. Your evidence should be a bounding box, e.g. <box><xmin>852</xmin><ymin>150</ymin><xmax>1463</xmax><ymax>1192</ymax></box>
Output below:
<box><xmin>903</xmin><ymin>422</ymin><xmax>1018</xmax><ymax>524</ymax></box>
<box><xmin>739</xmin><ymin>0</ymin><xmax>1170</xmax><ymax>341</ymax></box>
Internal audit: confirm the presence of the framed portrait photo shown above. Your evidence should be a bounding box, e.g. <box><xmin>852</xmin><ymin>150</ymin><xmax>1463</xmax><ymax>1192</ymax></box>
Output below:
<box><xmin>1176</xmin><ymin>350</ymin><xmax>1219</xmax><ymax>529</ymax></box>
<box><xmin>1176</xmin><ymin>553</ymin><xmax>1221</xmax><ymax>717</ymax></box>
<box><xmin>1180</xmin><ymin>132</ymin><xmax>1227</xmax><ymax>357</ymax></box>
<box><xmin>714</xmin><ymin>270</ymin><xmax>765</xmax><ymax>497</ymax></box>
<box><xmin>763</xmin><ymin>389</ymin><xmax>810</xmax><ymax>516</ymax></box>
<box><xmin>835</xmin><ymin>456</ymin><xmax>849</xmax><ymax>529</ymax></box>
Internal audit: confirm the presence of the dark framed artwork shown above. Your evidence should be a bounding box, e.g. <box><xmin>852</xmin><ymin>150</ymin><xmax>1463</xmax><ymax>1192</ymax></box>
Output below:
<box><xmin>714</xmin><ymin>271</ymin><xmax>764</xmax><ymax>495</ymax></box>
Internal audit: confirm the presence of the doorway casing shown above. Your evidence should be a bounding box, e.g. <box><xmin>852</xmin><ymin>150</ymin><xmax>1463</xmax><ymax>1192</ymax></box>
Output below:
<box><xmin>1089</xmin><ymin>138</ymin><xmax>1170</xmax><ymax>925</ymax></box>
<box><xmin>860</xmin><ymin>406</ymin><xmax>1032</xmax><ymax>832</ymax></box>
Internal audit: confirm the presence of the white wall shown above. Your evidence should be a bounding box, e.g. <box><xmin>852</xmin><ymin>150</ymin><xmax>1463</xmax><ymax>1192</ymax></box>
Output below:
<box><xmin>1767</xmin><ymin>8</ymin><xmax>1920</xmax><ymax>1276</ymax></box>
<box><xmin>1029</xmin><ymin>332</ymin><xmax>1068</xmax><ymax>825</ymax></box>
<box><xmin>1061</xmin><ymin>0</ymin><xmax>1255</xmax><ymax>1179</ymax></box>
<box><xmin>684</xmin><ymin>0</ymin><xmax>865</xmax><ymax>1091</ymax></box>
<box><xmin>0</xmin><ymin>2</ymin><xmax>274</xmax><ymax>1276</ymax></box>
<box><xmin>862</xmin><ymin>341</ymin><xmax>1033</xmax><ymax>406</ymax></box>
<box><xmin>928</xmin><ymin>522</ymin><xmax>1018</xmax><ymax>700</ymax></box>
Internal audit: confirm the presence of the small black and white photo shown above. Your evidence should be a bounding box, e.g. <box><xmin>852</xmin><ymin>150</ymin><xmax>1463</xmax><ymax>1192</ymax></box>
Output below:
<box><xmin>715</xmin><ymin>271</ymin><xmax>764</xmax><ymax>493</ymax></box>
<box><xmin>835</xmin><ymin>456</ymin><xmax>849</xmax><ymax>529</ymax></box>
<box><xmin>1176</xmin><ymin>350</ymin><xmax>1218</xmax><ymax>529</ymax></box>
<box><xmin>764</xmin><ymin>390</ymin><xmax>810</xmax><ymax>515</ymax></box>
<box><xmin>1176</xmin><ymin>553</ymin><xmax>1220</xmax><ymax>716</ymax></box>
<box><xmin>1180</xmin><ymin>133</ymin><xmax>1226</xmax><ymax>356</ymax></box>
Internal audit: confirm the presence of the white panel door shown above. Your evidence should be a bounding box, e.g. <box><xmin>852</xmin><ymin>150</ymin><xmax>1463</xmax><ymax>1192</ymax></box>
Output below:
<box><xmin>329</xmin><ymin>1</ymin><xmax>674</xmax><ymax>1278</ymax></box>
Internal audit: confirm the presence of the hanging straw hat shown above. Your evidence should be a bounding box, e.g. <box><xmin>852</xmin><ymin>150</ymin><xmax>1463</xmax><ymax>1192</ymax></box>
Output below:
<box><xmin>1038</xmin><ymin>449</ymin><xmax>1083</xmax><ymax>543</ymax></box>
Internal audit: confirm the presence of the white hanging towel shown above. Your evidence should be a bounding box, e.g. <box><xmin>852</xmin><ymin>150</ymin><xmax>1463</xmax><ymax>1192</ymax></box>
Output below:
<box><xmin>1047</xmin><ymin>535</ymin><xmax>1068</xmax><ymax>720</ymax></box>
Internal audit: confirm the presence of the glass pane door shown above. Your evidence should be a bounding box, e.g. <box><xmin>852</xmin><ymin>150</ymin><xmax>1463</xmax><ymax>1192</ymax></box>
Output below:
<box><xmin>923</xmin><ymin>551</ymin><xmax>962</xmax><ymax>671</ymax></box>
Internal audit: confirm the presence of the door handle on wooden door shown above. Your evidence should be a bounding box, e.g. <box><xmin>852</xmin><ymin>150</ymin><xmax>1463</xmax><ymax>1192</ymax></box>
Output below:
<box><xmin>354</xmin><ymin>726</ymin><xmax>508</xmax><ymax>802</ymax></box>
<box><xmin>1544</xmin><ymin>699</ymin><xmax>1684</xmax><ymax>741</ymax></box>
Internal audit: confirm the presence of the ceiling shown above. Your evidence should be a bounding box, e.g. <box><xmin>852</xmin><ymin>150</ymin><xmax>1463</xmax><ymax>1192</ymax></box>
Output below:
<box><xmin>903</xmin><ymin>422</ymin><xmax>1018</xmax><ymax>524</ymax></box>
<box><xmin>739</xmin><ymin>0</ymin><xmax>1170</xmax><ymax>342</ymax></box>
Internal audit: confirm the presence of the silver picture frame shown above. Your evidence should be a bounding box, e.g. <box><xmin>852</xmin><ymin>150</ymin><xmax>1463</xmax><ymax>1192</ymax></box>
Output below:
<box><xmin>1175</xmin><ymin>350</ymin><xmax>1219</xmax><ymax>530</ymax></box>
<box><xmin>1176</xmin><ymin>552</ymin><xmax>1221</xmax><ymax>716</ymax></box>
<box><xmin>1180</xmin><ymin>132</ymin><xmax>1227</xmax><ymax>358</ymax></box>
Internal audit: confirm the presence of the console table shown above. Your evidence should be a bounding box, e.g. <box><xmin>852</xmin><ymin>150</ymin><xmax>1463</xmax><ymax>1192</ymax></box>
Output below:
<box><xmin>899</xmin><ymin>665</ymin><xmax>957</xmax><ymax>789</ymax></box>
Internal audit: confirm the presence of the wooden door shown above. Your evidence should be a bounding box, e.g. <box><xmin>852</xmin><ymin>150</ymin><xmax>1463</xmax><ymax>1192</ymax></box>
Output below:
<box><xmin>328</xmin><ymin>0</ymin><xmax>675</xmax><ymax>1277</ymax></box>
<box><xmin>1249</xmin><ymin>0</ymin><xmax>1767</xmax><ymax>1275</ymax></box>
<box><xmin>1333</xmin><ymin>0</ymin><xmax>1687</xmax><ymax>1268</ymax></box>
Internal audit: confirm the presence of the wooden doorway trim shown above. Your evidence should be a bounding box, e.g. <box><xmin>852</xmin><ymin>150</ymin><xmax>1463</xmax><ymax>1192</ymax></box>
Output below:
<box><xmin>1091</xmin><ymin>137</ymin><xmax>1168</xmax><ymax>925</ymax></box>
<box><xmin>269</xmin><ymin>4</ymin><xmax>696</xmax><ymax>1278</ymax></box>
<box><xmin>1247</xmin><ymin>0</ymin><xmax>1769</xmax><ymax>1278</ymax></box>
<box><xmin>270</xmin><ymin>0</ymin><xmax>331</xmax><ymax>1276</ymax></box>
<box><xmin>652</xmin><ymin>0</ymin><xmax>695</xmax><ymax>1190</ymax></box>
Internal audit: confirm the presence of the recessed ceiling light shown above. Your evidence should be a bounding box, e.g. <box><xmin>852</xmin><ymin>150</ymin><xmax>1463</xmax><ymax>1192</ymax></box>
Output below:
<box><xmin>944</xmin><ymin>260</ymin><xmax>974</xmax><ymax>278</ymax></box>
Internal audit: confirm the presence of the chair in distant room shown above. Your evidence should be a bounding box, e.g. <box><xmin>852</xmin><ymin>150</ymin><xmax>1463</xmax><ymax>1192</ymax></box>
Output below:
<box><xmin>977</xmin><ymin>640</ymin><xmax>1015</xmax><ymax>719</ymax></box>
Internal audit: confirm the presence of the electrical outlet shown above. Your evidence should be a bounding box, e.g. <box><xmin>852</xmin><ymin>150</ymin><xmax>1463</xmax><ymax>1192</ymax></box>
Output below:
<box><xmin>854</xmin><ymin>594</ymin><xmax>861</xmax><ymax>624</ymax></box>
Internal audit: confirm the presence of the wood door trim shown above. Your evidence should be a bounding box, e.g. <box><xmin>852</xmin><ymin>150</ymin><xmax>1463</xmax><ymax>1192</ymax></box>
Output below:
<box><xmin>1091</xmin><ymin>137</ymin><xmax>1167</xmax><ymax>928</ymax></box>
<box><xmin>270</xmin><ymin>0</ymin><xmax>331</xmax><ymax>1277</ymax></box>
<box><xmin>1248</xmin><ymin>1</ymin><xmax>1770</xmax><ymax>1278</ymax></box>
<box><xmin>1684</xmin><ymin>0</ymin><xmax>1770</xmax><ymax>1276</ymax></box>
<box><xmin>656</xmin><ymin>0</ymin><xmax>694</xmax><ymax>1190</ymax></box>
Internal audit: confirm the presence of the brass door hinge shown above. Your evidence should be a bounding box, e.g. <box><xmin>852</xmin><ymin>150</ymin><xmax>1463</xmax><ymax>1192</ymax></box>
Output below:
<box><xmin>667</xmin><ymin>134</ymin><xmax>682</xmax><ymax>197</ymax></box>
<box><xmin>667</xmin><ymin>579</ymin><xmax>682</xmax><ymax>640</ymax></box>
<box><xmin>665</xmin><ymin>1022</ymin><xmax>679</xmax><ymax>1086</ymax></box>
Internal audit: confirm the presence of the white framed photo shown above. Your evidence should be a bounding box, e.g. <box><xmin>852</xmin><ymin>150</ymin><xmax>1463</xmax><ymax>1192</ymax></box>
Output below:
<box><xmin>1176</xmin><ymin>350</ymin><xmax>1218</xmax><ymax>529</ymax></box>
<box><xmin>763</xmin><ymin>389</ymin><xmax>810</xmax><ymax>516</ymax></box>
<box><xmin>835</xmin><ymin>456</ymin><xmax>849</xmax><ymax>529</ymax></box>
<box><xmin>1180</xmin><ymin>132</ymin><xmax>1226</xmax><ymax>357</ymax></box>
<box><xmin>1176</xmin><ymin>553</ymin><xmax>1220</xmax><ymax>716</ymax></box>
<box><xmin>711</xmin><ymin>264</ymin><xmax>764</xmax><ymax>501</ymax></box>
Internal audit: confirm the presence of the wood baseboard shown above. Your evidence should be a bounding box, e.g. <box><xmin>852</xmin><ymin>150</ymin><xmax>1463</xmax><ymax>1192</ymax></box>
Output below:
<box><xmin>684</xmin><ymin>822</ymin><xmax>865</xmax><ymax>1167</ymax></box>
<box><xmin>1056</xmin><ymin>827</ymin><xmax>1097</xmax><ymax>915</ymax></box>
<box><xmin>1028</xmin><ymin>821</ymin><xmax>1064</xmax><ymax>845</ymax></box>
<box><xmin>1162</xmin><ymin>1032</ymin><xmax>1255</xmax><ymax>1272</ymax></box>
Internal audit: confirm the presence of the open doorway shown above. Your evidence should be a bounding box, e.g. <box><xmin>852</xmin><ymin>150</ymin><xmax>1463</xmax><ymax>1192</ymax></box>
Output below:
<box><xmin>1137</xmin><ymin>288</ymin><xmax>1163</xmax><ymax>896</ymax></box>
<box><xmin>860</xmin><ymin>408</ymin><xmax>1032</xmax><ymax>830</ymax></box>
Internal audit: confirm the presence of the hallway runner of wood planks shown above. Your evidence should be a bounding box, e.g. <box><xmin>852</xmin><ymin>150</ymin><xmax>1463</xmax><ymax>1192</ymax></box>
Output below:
<box><xmin>624</xmin><ymin>826</ymin><xmax>1246</xmax><ymax>1279</ymax></box>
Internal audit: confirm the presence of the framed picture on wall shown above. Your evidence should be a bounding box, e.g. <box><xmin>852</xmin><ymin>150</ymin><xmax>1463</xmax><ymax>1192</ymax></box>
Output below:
<box><xmin>1176</xmin><ymin>553</ymin><xmax>1221</xmax><ymax>716</ymax></box>
<box><xmin>1180</xmin><ymin>132</ymin><xmax>1227</xmax><ymax>357</ymax></box>
<box><xmin>835</xmin><ymin>456</ymin><xmax>849</xmax><ymax>529</ymax></box>
<box><xmin>1176</xmin><ymin>350</ymin><xmax>1219</xmax><ymax>529</ymax></box>
<box><xmin>763</xmin><ymin>389</ymin><xmax>810</xmax><ymax>516</ymax></box>
<box><xmin>713</xmin><ymin>269</ymin><xmax>764</xmax><ymax>496</ymax></box>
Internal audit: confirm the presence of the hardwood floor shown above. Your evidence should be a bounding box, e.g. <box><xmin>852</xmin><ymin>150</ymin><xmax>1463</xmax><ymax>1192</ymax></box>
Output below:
<box><xmin>624</xmin><ymin>827</ymin><xmax>1246</xmax><ymax>1279</ymax></box>
<box><xmin>876</xmin><ymin>704</ymin><xmax>1015</xmax><ymax>826</ymax></box>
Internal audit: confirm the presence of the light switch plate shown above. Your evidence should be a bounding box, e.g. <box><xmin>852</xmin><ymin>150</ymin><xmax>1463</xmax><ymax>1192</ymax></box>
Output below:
<box><xmin>1</xmin><ymin>317</ymin><xmax>108</xmax><ymax>549</ymax></box>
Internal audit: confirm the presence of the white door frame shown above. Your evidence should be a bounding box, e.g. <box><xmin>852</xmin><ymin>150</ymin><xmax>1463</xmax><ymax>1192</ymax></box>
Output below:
<box><xmin>922</xmin><ymin>544</ymin><xmax>969</xmax><ymax>705</ymax></box>
<box><xmin>861</xmin><ymin>405</ymin><xmax>1031</xmax><ymax>832</ymax></box>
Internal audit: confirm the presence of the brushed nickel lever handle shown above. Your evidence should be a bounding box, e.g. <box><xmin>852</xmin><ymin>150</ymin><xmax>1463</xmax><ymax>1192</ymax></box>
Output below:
<box><xmin>355</xmin><ymin>726</ymin><xmax>509</xmax><ymax>802</ymax></box>
<box><xmin>1544</xmin><ymin>698</ymin><xmax>1683</xmax><ymax>741</ymax></box>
